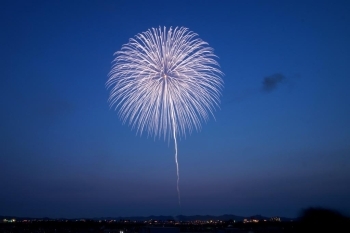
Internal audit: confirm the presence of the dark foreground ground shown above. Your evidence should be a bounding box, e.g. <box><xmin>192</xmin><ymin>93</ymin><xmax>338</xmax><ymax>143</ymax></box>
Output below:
<box><xmin>0</xmin><ymin>221</ymin><xmax>295</xmax><ymax>233</ymax></box>
<box><xmin>1</xmin><ymin>220</ymin><xmax>349</xmax><ymax>233</ymax></box>
<box><xmin>1</xmin><ymin>208</ymin><xmax>349</xmax><ymax>233</ymax></box>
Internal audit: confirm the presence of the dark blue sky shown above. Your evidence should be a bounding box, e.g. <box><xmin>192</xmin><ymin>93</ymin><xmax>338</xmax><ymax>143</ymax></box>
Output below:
<box><xmin>1</xmin><ymin>0</ymin><xmax>350</xmax><ymax>218</ymax></box>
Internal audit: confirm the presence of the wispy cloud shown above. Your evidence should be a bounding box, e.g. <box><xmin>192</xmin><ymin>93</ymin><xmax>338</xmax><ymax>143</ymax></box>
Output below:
<box><xmin>262</xmin><ymin>73</ymin><xmax>286</xmax><ymax>92</ymax></box>
<box><xmin>225</xmin><ymin>72</ymin><xmax>291</xmax><ymax>104</ymax></box>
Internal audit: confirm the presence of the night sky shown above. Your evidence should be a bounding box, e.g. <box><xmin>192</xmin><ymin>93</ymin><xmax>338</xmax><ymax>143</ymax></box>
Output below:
<box><xmin>1</xmin><ymin>0</ymin><xmax>350</xmax><ymax>218</ymax></box>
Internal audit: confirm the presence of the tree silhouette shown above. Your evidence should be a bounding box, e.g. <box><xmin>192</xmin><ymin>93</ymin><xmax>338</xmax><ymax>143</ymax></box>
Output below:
<box><xmin>298</xmin><ymin>207</ymin><xmax>349</xmax><ymax>232</ymax></box>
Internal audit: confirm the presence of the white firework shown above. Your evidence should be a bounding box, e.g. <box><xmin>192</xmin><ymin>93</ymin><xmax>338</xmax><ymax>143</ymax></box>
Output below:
<box><xmin>107</xmin><ymin>26</ymin><xmax>223</xmax><ymax>205</ymax></box>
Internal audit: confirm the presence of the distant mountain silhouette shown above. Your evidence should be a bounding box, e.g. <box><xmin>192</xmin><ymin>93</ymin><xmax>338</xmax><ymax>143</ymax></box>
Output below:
<box><xmin>91</xmin><ymin>215</ymin><xmax>248</xmax><ymax>221</ymax></box>
<box><xmin>0</xmin><ymin>214</ymin><xmax>295</xmax><ymax>221</ymax></box>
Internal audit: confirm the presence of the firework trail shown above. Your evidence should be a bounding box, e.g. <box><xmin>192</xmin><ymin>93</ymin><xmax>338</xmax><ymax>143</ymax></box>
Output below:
<box><xmin>107</xmin><ymin>26</ymin><xmax>223</xmax><ymax>205</ymax></box>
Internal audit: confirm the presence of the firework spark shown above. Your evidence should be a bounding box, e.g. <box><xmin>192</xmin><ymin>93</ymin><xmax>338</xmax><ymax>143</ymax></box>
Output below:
<box><xmin>107</xmin><ymin>26</ymin><xmax>223</xmax><ymax>205</ymax></box>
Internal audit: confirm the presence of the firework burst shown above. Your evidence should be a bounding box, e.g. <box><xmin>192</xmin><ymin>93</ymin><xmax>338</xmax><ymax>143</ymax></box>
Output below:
<box><xmin>107</xmin><ymin>26</ymin><xmax>223</xmax><ymax>205</ymax></box>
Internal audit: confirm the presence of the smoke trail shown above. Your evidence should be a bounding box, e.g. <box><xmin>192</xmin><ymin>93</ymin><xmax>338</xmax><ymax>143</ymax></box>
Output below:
<box><xmin>171</xmin><ymin>100</ymin><xmax>180</xmax><ymax>205</ymax></box>
<box><xmin>173</xmin><ymin>127</ymin><xmax>180</xmax><ymax>205</ymax></box>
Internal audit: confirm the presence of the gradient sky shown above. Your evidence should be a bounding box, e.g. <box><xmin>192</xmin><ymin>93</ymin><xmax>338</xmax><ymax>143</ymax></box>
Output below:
<box><xmin>1</xmin><ymin>0</ymin><xmax>350</xmax><ymax>218</ymax></box>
